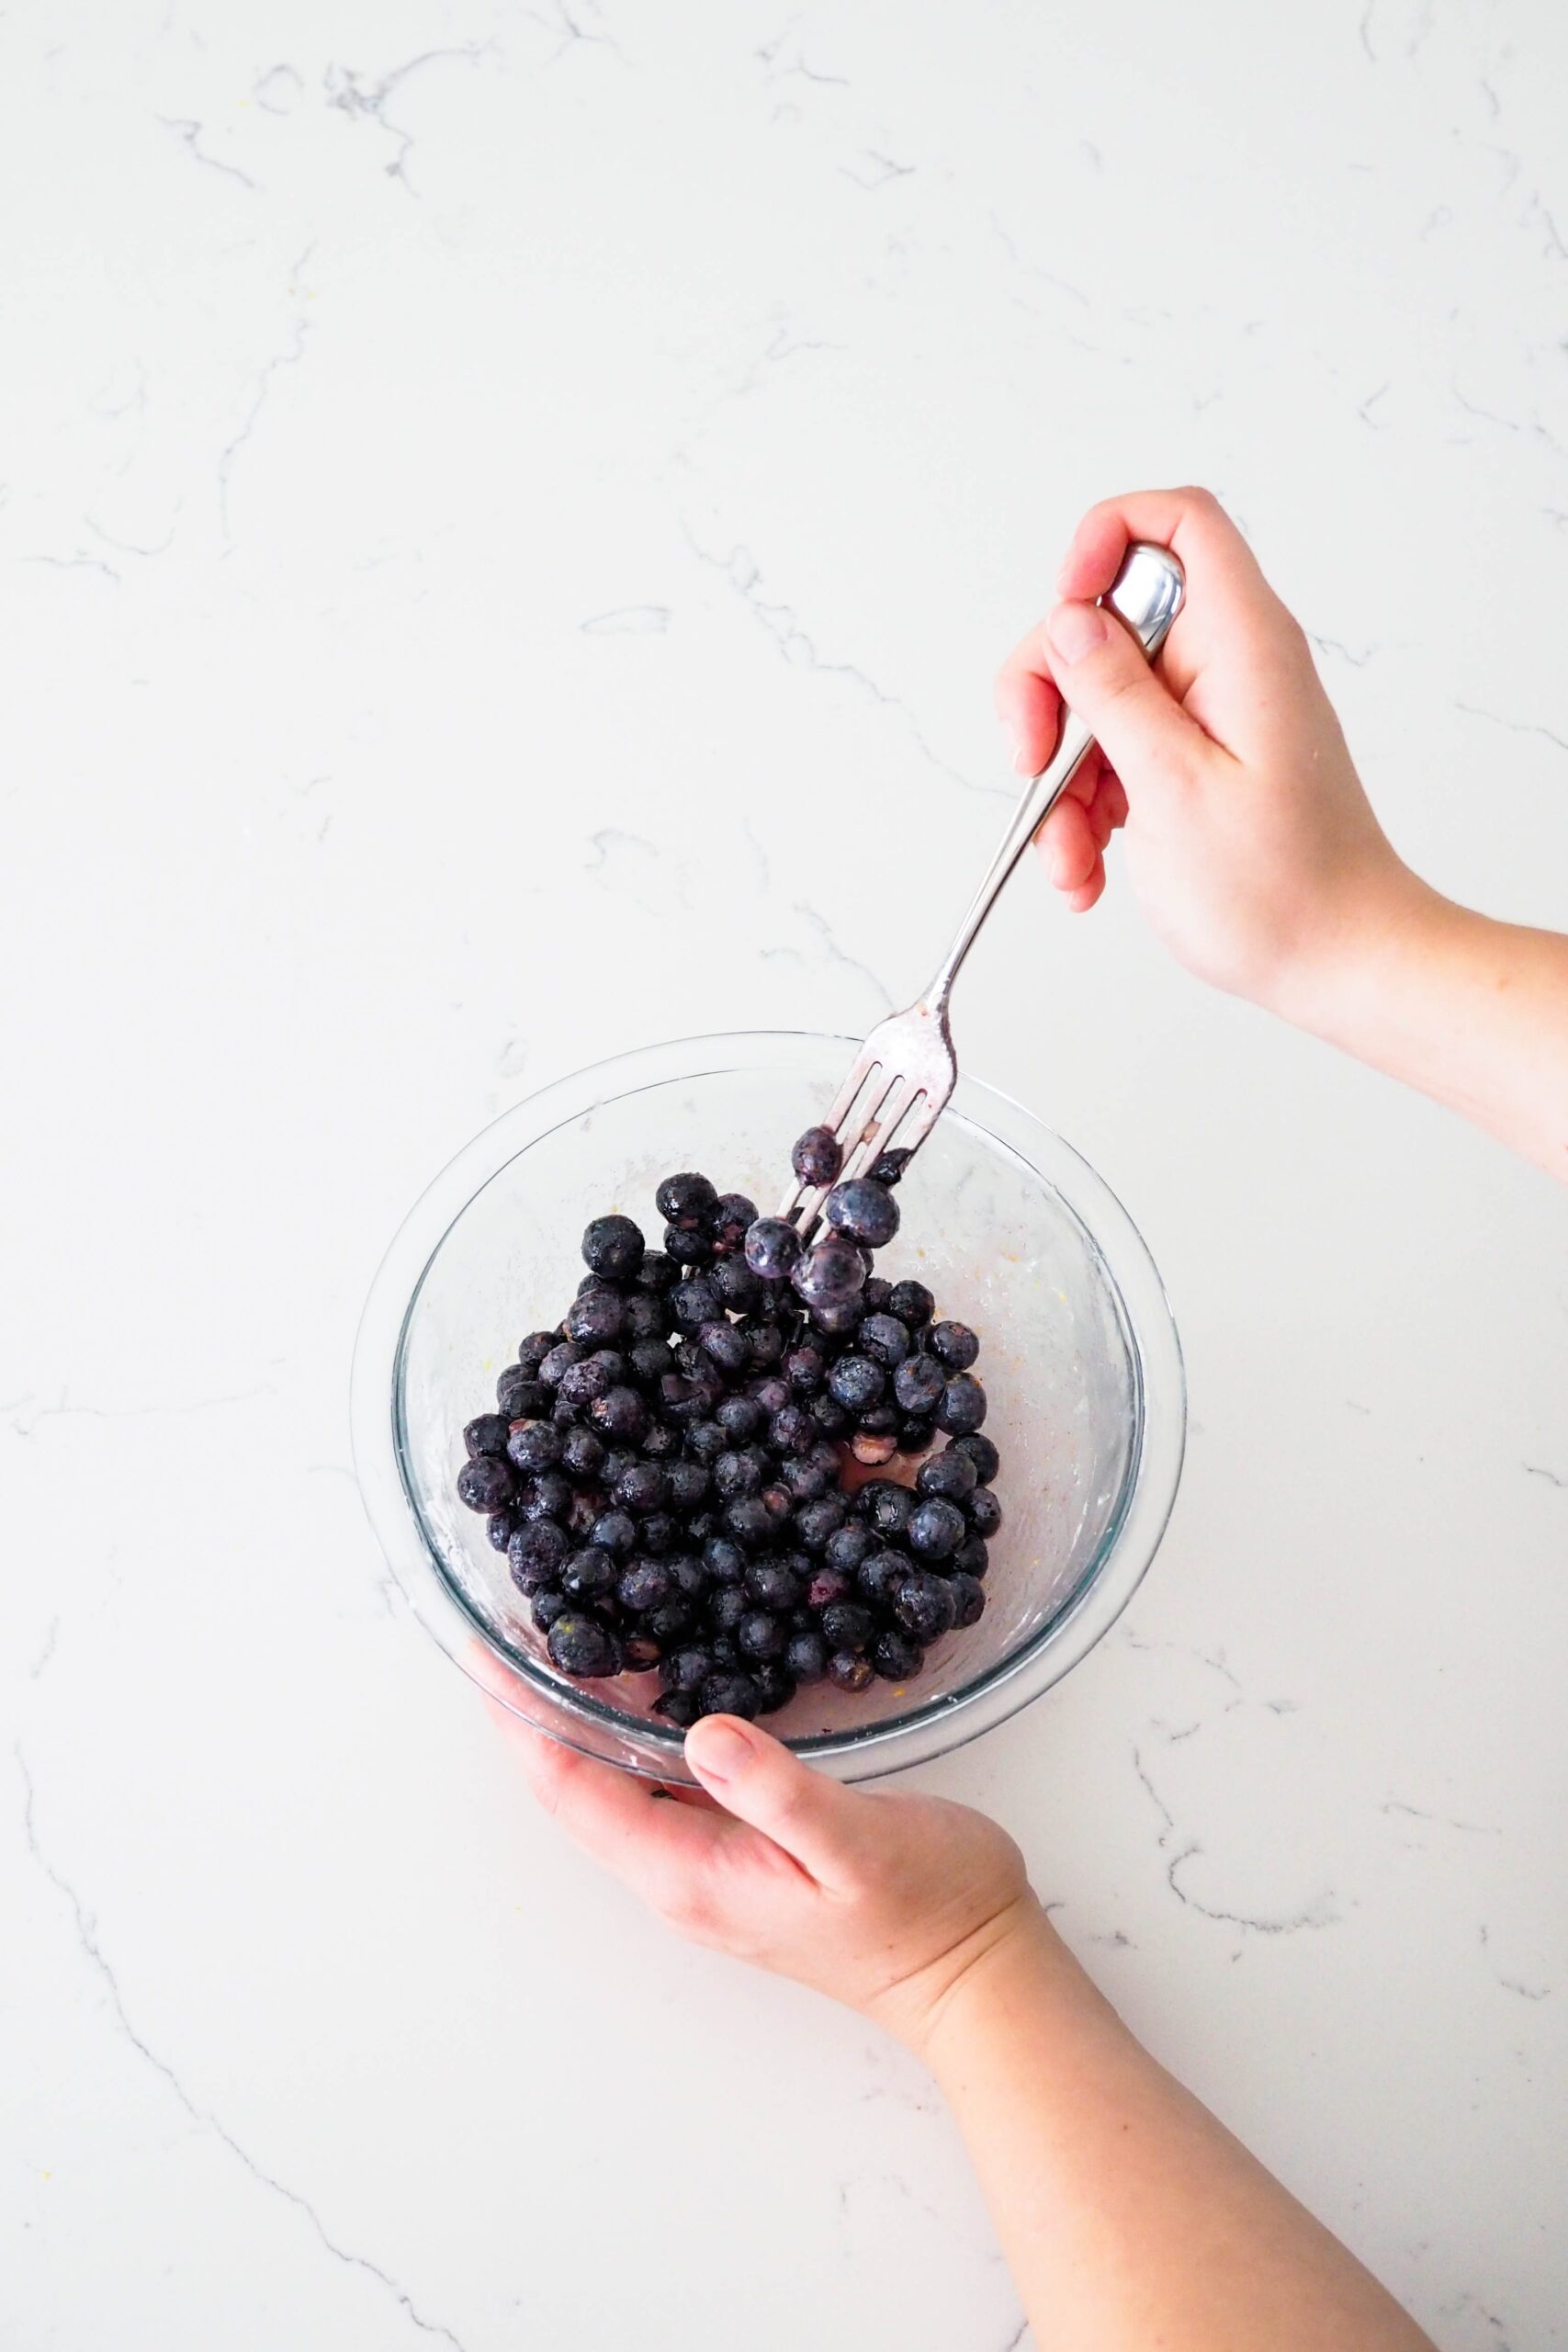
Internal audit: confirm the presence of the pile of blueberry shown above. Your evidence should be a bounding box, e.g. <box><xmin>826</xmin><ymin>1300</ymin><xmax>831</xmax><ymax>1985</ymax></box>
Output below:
<box><xmin>455</xmin><ymin>1129</ymin><xmax>1000</xmax><ymax>1726</ymax></box>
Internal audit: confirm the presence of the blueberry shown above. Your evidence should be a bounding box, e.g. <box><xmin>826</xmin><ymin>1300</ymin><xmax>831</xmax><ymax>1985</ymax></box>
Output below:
<box><xmin>855</xmin><ymin>1547</ymin><xmax>908</xmax><ymax>1606</ymax></box>
<box><xmin>703</xmin><ymin>1534</ymin><xmax>747</xmax><ymax>1584</ymax></box>
<box><xmin>966</xmin><ymin>1486</ymin><xmax>1003</xmax><ymax>1537</ymax></box>
<box><xmin>665</xmin><ymin>1460</ymin><xmax>709</xmax><ymax>1510</ymax></box>
<box><xmin>784</xmin><ymin>1628</ymin><xmax>829</xmax><ymax>1684</ymax></box>
<box><xmin>617</xmin><ymin>1559</ymin><xmax>672</xmax><ymax>1612</ymax></box>
<box><xmin>738</xmin><ymin>1609</ymin><xmax>786</xmax><ymax>1660</ymax></box>
<box><xmin>537</xmin><ymin>1340</ymin><xmax>586</xmax><ymax>1388</ymax></box>
<box><xmin>649</xmin><ymin>1592</ymin><xmax>697</xmax><ymax>1641</ymax></box>
<box><xmin>868</xmin><ymin>1147</ymin><xmax>911</xmax><ymax>1188</ymax></box>
<box><xmin>671</xmin><ymin>1274</ymin><xmax>723</xmax><ymax>1331</ymax></box>
<box><xmin>716</xmin><ymin>1394</ymin><xmax>764</xmax><ymax>1442</ymax></box>
<box><xmin>894</xmin><ymin>1568</ymin><xmax>957</xmax><ymax>1641</ymax></box>
<box><xmin>698</xmin><ymin>1320</ymin><xmax>749</xmax><ymax>1375</ymax></box>
<box><xmin>793</xmin><ymin>1493</ymin><xmax>847</xmax><ymax>1552</ymax></box>
<box><xmin>709</xmin><ymin>1254</ymin><xmax>760</xmax><ymax>1311</ymax></box>
<box><xmin>747</xmin><ymin>1319</ymin><xmax>787</xmax><ymax>1367</ymax></box>
<box><xmin>656</xmin><ymin>1170</ymin><xmax>717</xmax><ymax>1228</ymax></box>
<box><xmin>622</xmin><ymin>1634</ymin><xmax>661</xmax><ymax>1671</ymax></box>
<box><xmin>496</xmin><ymin>1368</ymin><xmax>550</xmax><ymax>1419</ymax></box>
<box><xmin>651</xmin><ymin>1688</ymin><xmax>697</xmax><ymax>1726</ymax></box>
<box><xmin>779</xmin><ymin>1454</ymin><xmax>829</xmax><ymax>1501</ymax></box>
<box><xmin>937</xmin><ymin>1373</ymin><xmax>987</xmax><ymax>1435</ymax></box>
<box><xmin>821</xmin><ymin>1600</ymin><xmax>875</xmax><ymax>1652</ymax></box>
<box><xmin>907</xmin><ymin>1496</ymin><xmax>966</xmax><ymax>1560</ymax></box>
<box><xmin>784</xmin><ymin>1341</ymin><xmax>829</xmax><ymax>1395</ymax></box>
<box><xmin>590</xmin><ymin>1508</ymin><xmax>637</xmax><ymax>1558</ymax></box>
<box><xmin>566</xmin><ymin>1491</ymin><xmax>602</xmax><ymax>1539</ymax></box>
<box><xmin>824</xmin><ymin>1522</ymin><xmax>873</xmax><ymax>1575</ymax></box>
<box><xmin>464</xmin><ymin>1413</ymin><xmax>512</xmax><ymax>1458</ymax></box>
<box><xmin>810</xmin><ymin>1297</ymin><xmax>864</xmax><ymax>1338</ymax></box>
<box><xmin>806</xmin><ymin>1565</ymin><xmax>852</xmax><ymax>1611</ymax></box>
<box><xmin>744</xmin><ymin>1216</ymin><xmax>803</xmax><ymax>1283</ymax></box>
<box><xmin>953</xmin><ymin>1533</ymin><xmax>989</xmax><ymax>1579</ymax></box>
<box><xmin>824</xmin><ymin>1176</ymin><xmax>900</xmax><ymax>1250</ymax></box>
<box><xmin>871</xmin><ymin>1628</ymin><xmax>925</xmax><ymax>1681</ymax></box>
<box><xmin>947</xmin><ymin>1572</ymin><xmax>987</xmax><ymax>1629</ymax></box>
<box><xmin>850</xmin><ymin>1430</ymin><xmax>897</xmax><ymax>1465</ymax></box>
<box><xmin>750</xmin><ymin>1660</ymin><xmax>797</xmax><ymax>1715</ymax></box>
<box><xmin>809</xmin><ymin>1392</ymin><xmax>851</xmax><ymax>1436</ymax></box>
<box><xmin>723</xmin><ymin>1497</ymin><xmax>774</xmax><ymax>1549</ymax></box>
<box><xmin>664</xmin><ymin>1224</ymin><xmax>714</xmax><ymax>1267</ymax></box>
<box><xmin>457</xmin><ymin>1454</ymin><xmax>514</xmax><ymax>1513</ymax></box>
<box><xmin>862</xmin><ymin>1276</ymin><xmax>893</xmax><ymax>1312</ymax></box>
<box><xmin>709</xmin><ymin>1583</ymin><xmax>749</xmax><ymax>1633</ymax></box>
<box><xmin>696</xmin><ymin>1669</ymin><xmax>761</xmax><ymax>1721</ymax></box>
<box><xmin>560</xmin><ymin>1426</ymin><xmax>605</xmax><ymax>1483</ymax></box>
<box><xmin>528</xmin><ymin>1469</ymin><xmax>578</xmax><ymax>1522</ymax></box>
<box><xmin>517</xmin><ymin>1330</ymin><xmax>561</xmax><ymax>1374</ymax></box>
<box><xmin>531</xmin><ymin>1589</ymin><xmax>570</xmax><ymax>1634</ymax></box>
<box><xmin>657</xmin><ymin>1645</ymin><xmax>710</xmax><ymax>1694</ymax></box>
<box><xmin>893</xmin><ymin>1354</ymin><xmax>944</xmax><ymax>1415</ymax></box>
<box><xmin>917</xmin><ymin>1447</ymin><xmax>977</xmax><ymax>1502</ymax></box>
<box><xmin>508</xmin><ymin>1518</ymin><xmax>570</xmax><ymax>1590</ymax></box>
<box><xmin>588</xmin><ymin>1385</ymin><xmax>649</xmax><ymax>1442</ymax></box>
<box><xmin>897</xmin><ymin>1417</ymin><xmax>936</xmax><ymax>1455</ymax></box>
<box><xmin>581</xmin><ymin>1214</ymin><xmax>645</xmax><ymax>1282</ymax></box>
<box><xmin>768</xmin><ymin>1402</ymin><xmax>815</xmax><ymax>1456</ymax></box>
<box><xmin>561</xmin><ymin>1545</ymin><xmax>617</xmax><ymax>1600</ymax></box>
<box><xmin>744</xmin><ymin>1558</ymin><xmax>803</xmax><ymax>1611</ymax></box>
<box><xmin>828</xmin><ymin>1353</ymin><xmax>885</xmax><ymax>1413</ymax></box>
<box><xmin>748</xmin><ymin>1375</ymin><xmax>791</xmax><ymax>1417</ymax></box>
<box><xmin>707</xmin><ymin>1192</ymin><xmax>759</xmax><ymax>1255</ymax></box>
<box><xmin>827</xmin><ymin>1650</ymin><xmax>874</xmax><ymax>1694</ymax></box>
<box><xmin>929</xmin><ymin>1319</ymin><xmax>979</xmax><ymax>1371</ymax></box>
<box><xmin>625</xmin><ymin>1292</ymin><xmax>666</xmax><ymax>1341</ymax></box>
<box><xmin>684</xmin><ymin>1419</ymin><xmax>724</xmax><ymax>1464</ymax></box>
<box><xmin>669</xmin><ymin>1555</ymin><xmax>708</xmax><ymax>1602</ymax></box>
<box><xmin>857</xmin><ymin>1313</ymin><xmax>911</xmax><ymax>1371</ymax></box>
<box><xmin>686</xmin><ymin>1508</ymin><xmax>719</xmax><ymax>1544</ymax></box>
<box><xmin>547</xmin><ymin>1614</ymin><xmax>623</xmax><ymax>1679</ymax></box>
<box><xmin>715</xmin><ymin>1450</ymin><xmax>762</xmax><ymax>1502</ymax></box>
<box><xmin>791</xmin><ymin>1125</ymin><xmax>843</xmax><ymax>1188</ymax></box>
<box><xmin>639</xmin><ymin>1510</ymin><xmax>679</xmax><ymax>1555</ymax></box>
<box><xmin>791</xmin><ymin>1234</ymin><xmax>865</xmax><ymax>1309</ymax></box>
<box><xmin>761</xmin><ymin>1483</ymin><xmax>794</xmax><ymax>1527</ymax></box>
<box><xmin>858</xmin><ymin>1480</ymin><xmax>914</xmax><ymax>1540</ymax></box>
<box><xmin>887</xmin><ymin>1279</ymin><xmax>933</xmax><ymax>1329</ymax></box>
<box><xmin>636</xmin><ymin>1250</ymin><xmax>678</xmax><ymax>1293</ymax></box>
<box><xmin>487</xmin><ymin>1510</ymin><xmax>517</xmax><ymax>1552</ymax></box>
<box><xmin>558</xmin><ymin>1351</ymin><xmax>618</xmax><ymax>1408</ymax></box>
<box><xmin>628</xmin><ymin>1338</ymin><xmax>675</xmax><ymax>1388</ymax></box>
<box><xmin>507</xmin><ymin>1420</ymin><xmax>564</xmax><ymax>1474</ymax></box>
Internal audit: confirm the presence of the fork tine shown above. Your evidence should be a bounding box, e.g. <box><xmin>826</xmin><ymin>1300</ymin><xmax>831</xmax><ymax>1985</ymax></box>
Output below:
<box><xmin>835</xmin><ymin>1075</ymin><xmax>921</xmax><ymax>1189</ymax></box>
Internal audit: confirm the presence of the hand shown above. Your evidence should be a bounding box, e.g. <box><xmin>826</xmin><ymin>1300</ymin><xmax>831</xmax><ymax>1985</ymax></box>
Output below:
<box><xmin>506</xmin><ymin>1709</ymin><xmax>1052</xmax><ymax>2055</ymax></box>
<box><xmin>996</xmin><ymin>486</ymin><xmax>1427</xmax><ymax>1019</ymax></box>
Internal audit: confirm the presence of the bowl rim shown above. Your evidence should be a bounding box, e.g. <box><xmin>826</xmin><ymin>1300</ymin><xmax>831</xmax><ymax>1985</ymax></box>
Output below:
<box><xmin>351</xmin><ymin>1028</ymin><xmax>1186</xmax><ymax>1781</ymax></box>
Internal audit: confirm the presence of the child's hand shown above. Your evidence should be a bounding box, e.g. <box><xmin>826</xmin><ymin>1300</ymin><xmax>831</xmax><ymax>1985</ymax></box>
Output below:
<box><xmin>506</xmin><ymin>1710</ymin><xmax>1050</xmax><ymax>2054</ymax></box>
<box><xmin>996</xmin><ymin>487</ymin><xmax>1423</xmax><ymax>1019</ymax></box>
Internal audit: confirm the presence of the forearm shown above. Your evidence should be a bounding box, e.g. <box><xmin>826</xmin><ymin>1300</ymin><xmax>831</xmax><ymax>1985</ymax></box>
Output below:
<box><xmin>1285</xmin><ymin>877</ymin><xmax>1568</xmax><ymax>1181</ymax></box>
<box><xmin>915</xmin><ymin>1908</ymin><xmax>1434</xmax><ymax>2352</ymax></box>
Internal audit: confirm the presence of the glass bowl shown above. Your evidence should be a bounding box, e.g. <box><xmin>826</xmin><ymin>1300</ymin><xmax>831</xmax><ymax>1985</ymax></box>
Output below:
<box><xmin>351</xmin><ymin>1031</ymin><xmax>1184</xmax><ymax>1782</ymax></box>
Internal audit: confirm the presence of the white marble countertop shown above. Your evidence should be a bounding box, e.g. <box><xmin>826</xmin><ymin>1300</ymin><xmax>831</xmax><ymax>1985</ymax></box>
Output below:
<box><xmin>6</xmin><ymin>5</ymin><xmax>1566</xmax><ymax>2346</ymax></box>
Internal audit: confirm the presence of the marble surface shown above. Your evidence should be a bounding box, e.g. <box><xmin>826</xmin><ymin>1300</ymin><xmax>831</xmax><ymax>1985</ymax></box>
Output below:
<box><xmin>6</xmin><ymin>4</ymin><xmax>1566</xmax><ymax>2346</ymax></box>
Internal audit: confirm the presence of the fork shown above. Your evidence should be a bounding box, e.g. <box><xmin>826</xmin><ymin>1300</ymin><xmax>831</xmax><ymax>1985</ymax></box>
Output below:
<box><xmin>779</xmin><ymin>541</ymin><xmax>1185</xmax><ymax>1243</ymax></box>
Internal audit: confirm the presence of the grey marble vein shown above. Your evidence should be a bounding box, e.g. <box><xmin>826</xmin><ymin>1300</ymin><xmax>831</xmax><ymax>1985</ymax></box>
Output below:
<box><xmin>17</xmin><ymin>1751</ymin><xmax>472</xmax><ymax>2351</ymax></box>
<box><xmin>217</xmin><ymin>245</ymin><xmax>317</xmax><ymax>542</ymax></box>
<box><xmin>157</xmin><ymin>116</ymin><xmax>258</xmax><ymax>192</ymax></box>
<box><xmin>324</xmin><ymin>47</ymin><xmax>492</xmax><ymax>187</ymax></box>
<box><xmin>1454</xmin><ymin>701</ymin><xmax>1568</xmax><ymax>756</ymax></box>
<box><xmin>580</xmin><ymin>605</ymin><xmax>671</xmax><ymax>634</ymax></box>
<box><xmin>763</xmin><ymin>899</ymin><xmax>895</xmax><ymax>1017</ymax></box>
<box><xmin>682</xmin><ymin>527</ymin><xmax>1008</xmax><ymax>801</ymax></box>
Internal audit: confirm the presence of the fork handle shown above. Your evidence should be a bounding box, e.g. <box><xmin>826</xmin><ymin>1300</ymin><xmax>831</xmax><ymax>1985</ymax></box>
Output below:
<box><xmin>924</xmin><ymin>542</ymin><xmax>1185</xmax><ymax>1011</ymax></box>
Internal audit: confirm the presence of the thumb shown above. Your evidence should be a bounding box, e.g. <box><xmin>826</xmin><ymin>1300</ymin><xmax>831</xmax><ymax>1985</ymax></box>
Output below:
<box><xmin>1043</xmin><ymin>599</ymin><xmax>1203</xmax><ymax>788</ymax></box>
<box><xmin>683</xmin><ymin>1715</ymin><xmax>867</xmax><ymax>1883</ymax></box>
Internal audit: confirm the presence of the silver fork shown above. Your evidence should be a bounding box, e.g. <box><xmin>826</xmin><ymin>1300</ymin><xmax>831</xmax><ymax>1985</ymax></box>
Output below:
<box><xmin>779</xmin><ymin>541</ymin><xmax>1185</xmax><ymax>1243</ymax></box>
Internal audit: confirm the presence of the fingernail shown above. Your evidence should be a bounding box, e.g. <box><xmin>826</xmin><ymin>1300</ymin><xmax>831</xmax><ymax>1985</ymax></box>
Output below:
<box><xmin>1046</xmin><ymin>601</ymin><xmax>1109</xmax><ymax>664</ymax></box>
<box><xmin>686</xmin><ymin>1717</ymin><xmax>753</xmax><ymax>1779</ymax></box>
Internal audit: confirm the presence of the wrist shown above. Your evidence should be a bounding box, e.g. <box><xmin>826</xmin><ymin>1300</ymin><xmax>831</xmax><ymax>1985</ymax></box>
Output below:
<box><xmin>1262</xmin><ymin>859</ymin><xmax>1450</xmax><ymax>1044</ymax></box>
<box><xmin>871</xmin><ymin>1894</ymin><xmax>1106</xmax><ymax>2071</ymax></box>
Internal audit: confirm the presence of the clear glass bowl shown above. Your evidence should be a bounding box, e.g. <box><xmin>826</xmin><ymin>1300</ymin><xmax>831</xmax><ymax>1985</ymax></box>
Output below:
<box><xmin>351</xmin><ymin>1031</ymin><xmax>1184</xmax><ymax>1782</ymax></box>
